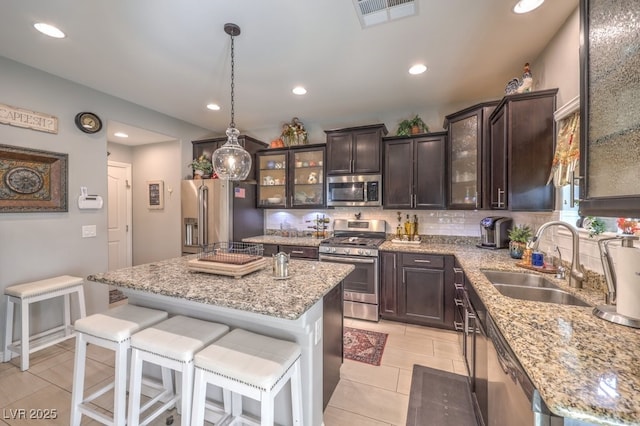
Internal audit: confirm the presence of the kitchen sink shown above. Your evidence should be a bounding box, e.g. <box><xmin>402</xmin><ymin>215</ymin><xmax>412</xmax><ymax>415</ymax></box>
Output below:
<box><xmin>481</xmin><ymin>270</ymin><xmax>590</xmax><ymax>307</ymax></box>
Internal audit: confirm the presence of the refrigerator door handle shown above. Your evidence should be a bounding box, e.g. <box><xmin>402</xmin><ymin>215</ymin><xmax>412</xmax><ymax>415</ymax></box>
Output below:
<box><xmin>198</xmin><ymin>184</ymin><xmax>208</xmax><ymax>247</ymax></box>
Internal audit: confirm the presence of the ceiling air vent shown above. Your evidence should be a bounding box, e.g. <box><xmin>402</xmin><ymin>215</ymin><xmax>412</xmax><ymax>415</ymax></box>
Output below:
<box><xmin>353</xmin><ymin>0</ymin><xmax>417</xmax><ymax>28</ymax></box>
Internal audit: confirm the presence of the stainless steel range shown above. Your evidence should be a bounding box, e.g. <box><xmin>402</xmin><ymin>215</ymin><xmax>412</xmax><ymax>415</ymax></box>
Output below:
<box><xmin>319</xmin><ymin>219</ymin><xmax>387</xmax><ymax>322</ymax></box>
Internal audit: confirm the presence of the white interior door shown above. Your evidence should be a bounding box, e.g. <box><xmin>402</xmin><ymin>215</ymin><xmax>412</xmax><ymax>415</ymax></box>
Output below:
<box><xmin>107</xmin><ymin>161</ymin><xmax>132</xmax><ymax>270</ymax></box>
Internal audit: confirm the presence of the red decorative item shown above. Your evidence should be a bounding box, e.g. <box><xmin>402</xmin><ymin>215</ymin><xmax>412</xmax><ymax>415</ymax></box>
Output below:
<box><xmin>617</xmin><ymin>217</ymin><xmax>638</xmax><ymax>234</ymax></box>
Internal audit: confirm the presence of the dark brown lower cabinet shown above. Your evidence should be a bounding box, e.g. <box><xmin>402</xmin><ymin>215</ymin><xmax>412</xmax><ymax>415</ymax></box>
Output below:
<box><xmin>261</xmin><ymin>243</ymin><xmax>318</xmax><ymax>259</ymax></box>
<box><xmin>380</xmin><ymin>252</ymin><xmax>455</xmax><ymax>329</ymax></box>
<box><xmin>323</xmin><ymin>281</ymin><xmax>343</xmax><ymax>409</ymax></box>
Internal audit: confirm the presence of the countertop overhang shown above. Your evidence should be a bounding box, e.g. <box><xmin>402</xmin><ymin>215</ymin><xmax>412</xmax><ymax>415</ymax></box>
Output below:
<box><xmin>88</xmin><ymin>255</ymin><xmax>354</xmax><ymax>320</ymax></box>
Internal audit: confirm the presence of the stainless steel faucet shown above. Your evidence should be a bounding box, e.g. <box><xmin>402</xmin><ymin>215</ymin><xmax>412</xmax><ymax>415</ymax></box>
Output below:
<box><xmin>527</xmin><ymin>221</ymin><xmax>585</xmax><ymax>288</ymax></box>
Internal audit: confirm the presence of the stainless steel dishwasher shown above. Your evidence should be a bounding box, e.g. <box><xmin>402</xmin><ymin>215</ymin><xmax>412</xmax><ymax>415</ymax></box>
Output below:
<box><xmin>487</xmin><ymin>315</ymin><xmax>534</xmax><ymax>425</ymax></box>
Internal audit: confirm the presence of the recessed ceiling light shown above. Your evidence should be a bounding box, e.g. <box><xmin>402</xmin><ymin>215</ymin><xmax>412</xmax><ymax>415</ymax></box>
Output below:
<box><xmin>292</xmin><ymin>86</ymin><xmax>307</xmax><ymax>95</ymax></box>
<box><xmin>513</xmin><ymin>0</ymin><xmax>544</xmax><ymax>14</ymax></box>
<box><xmin>409</xmin><ymin>64</ymin><xmax>427</xmax><ymax>75</ymax></box>
<box><xmin>206</xmin><ymin>103</ymin><xmax>221</xmax><ymax>111</ymax></box>
<box><xmin>114</xmin><ymin>132</ymin><xmax>128</xmax><ymax>138</ymax></box>
<box><xmin>34</xmin><ymin>22</ymin><xmax>66</xmax><ymax>38</ymax></box>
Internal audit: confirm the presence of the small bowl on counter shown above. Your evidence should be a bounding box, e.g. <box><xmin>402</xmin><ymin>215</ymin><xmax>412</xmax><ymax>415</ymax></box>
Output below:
<box><xmin>267</xmin><ymin>197</ymin><xmax>282</xmax><ymax>204</ymax></box>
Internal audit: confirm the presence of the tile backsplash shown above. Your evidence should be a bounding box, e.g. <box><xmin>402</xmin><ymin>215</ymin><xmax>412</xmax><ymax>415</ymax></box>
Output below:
<box><xmin>264</xmin><ymin>207</ymin><xmax>556</xmax><ymax>239</ymax></box>
<box><xmin>263</xmin><ymin>208</ymin><xmax>615</xmax><ymax>284</ymax></box>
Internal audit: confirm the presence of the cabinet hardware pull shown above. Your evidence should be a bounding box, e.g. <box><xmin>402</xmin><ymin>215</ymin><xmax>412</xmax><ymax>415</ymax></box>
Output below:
<box><xmin>393</xmin><ymin>255</ymin><xmax>396</xmax><ymax>270</ymax></box>
<box><xmin>291</xmin><ymin>250</ymin><xmax>304</xmax><ymax>254</ymax></box>
<box><xmin>402</xmin><ymin>269</ymin><xmax>406</xmax><ymax>284</ymax></box>
<box><xmin>413</xmin><ymin>193</ymin><xmax>417</xmax><ymax>208</ymax></box>
<box><xmin>414</xmin><ymin>259</ymin><xmax>431</xmax><ymax>263</ymax></box>
<box><xmin>570</xmin><ymin>171</ymin><xmax>584</xmax><ymax>208</ymax></box>
<box><xmin>497</xmin><ymin>187</ymin><xmax>505</xmax><ymax>208</ymax></box>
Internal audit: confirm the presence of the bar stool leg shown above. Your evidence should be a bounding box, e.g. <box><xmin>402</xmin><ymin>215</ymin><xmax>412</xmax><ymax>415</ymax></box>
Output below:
<box><xmin>3</xmin><ymin>296</ymin><xmax>14</xmax><ymax>362</ymax></box>
<box><xmin>20</xmin><ymin>299</ymin><xmax>29</xmax><ymax>371</ymax></box>
<box><xmin>127</xmin><ymin>348</ymin><xmax>144</xmax><ymax>426</ymax></box>
<box><xmin>70</xmin><ymin>333</ymin><xmax>87</xmax><ymax>426</ymax></box>
<box><xmin>191</xmin><ymin>368</ymin><xmax>207</xmax><ymax>426</ymax></box>
<box><xmin>180</xmin><ymin>365</ymin><xmax>194</xmax><ymax>425</ymax></box>
<box><xmin>114</xmin><ymin>341</ymin><xmax>129</xmax><ymax>426</ymax></box>
<box><xmin>260</xmin><ymin>394</ymin><xmax>274</xmax><ymax>425</ymax></box>
<box><xmin>63</xmin><ymin>293</ymin><xmax>71</xmax><ymax>338</ymax></box>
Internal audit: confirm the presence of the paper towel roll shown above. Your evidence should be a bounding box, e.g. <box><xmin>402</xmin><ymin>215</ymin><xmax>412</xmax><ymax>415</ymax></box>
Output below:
<box><xmin>609</xmin><ymin>245</ymin><xmax>640</xmax><ymax>319</ymax></box>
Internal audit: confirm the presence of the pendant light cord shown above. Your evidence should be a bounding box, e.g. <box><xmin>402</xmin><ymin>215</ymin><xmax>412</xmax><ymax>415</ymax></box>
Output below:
<box><xmin>229</xmin><ymin>32</ymin><xmax>235</xmax><ymax>129</ymax></box>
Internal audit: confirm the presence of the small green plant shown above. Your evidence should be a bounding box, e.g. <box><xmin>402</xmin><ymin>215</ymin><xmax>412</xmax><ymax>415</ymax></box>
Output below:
<box><xmin>508</xmin><ymin>224</ymin><xmax>533</xmax><ymax>243</ymax></box>
<box><xmin>586</xmin><ymin>216</ymin><xmax>606</xmax><ymax>238</ymax></box>
<box><xmin>188</xmin><ymin>155</ymin><xmax>213</xmax><ymax>175</ymax></box>
<box><xmin>397</xmin><ymin>115</ymin><xmax>429</xmax><ymax>136</ymax></box>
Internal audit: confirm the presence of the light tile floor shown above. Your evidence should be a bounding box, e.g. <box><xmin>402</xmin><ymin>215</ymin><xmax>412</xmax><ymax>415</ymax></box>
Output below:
<box><xmin>0</xmin><ymin>318</ymin><xmax>464</xmax><ymax>426</ymax></box>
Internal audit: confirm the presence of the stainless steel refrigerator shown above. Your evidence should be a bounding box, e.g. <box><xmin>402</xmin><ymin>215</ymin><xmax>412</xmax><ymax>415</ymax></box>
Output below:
<box><xmin>181</xmin><ymin>179</ymin><xmax>264</xmax><ymax>254</ymax></box>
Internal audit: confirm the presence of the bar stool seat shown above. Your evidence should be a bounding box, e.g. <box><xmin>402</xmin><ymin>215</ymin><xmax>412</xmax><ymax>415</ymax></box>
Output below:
<box><xmin>70</xmin><ymin>304</ymin><xmax>168</xmax><ymax>426</ymax></box>
<box><xmin>3</xmin><ymin>275</ymin><xmax>86</xmax><ymax>371</ymax></box>
<box><xmin>127</xmin><ymin>315</ymin><xmax>229</xmax><ymax>426</ymax></box>
<box><xmin>191</xmin><ymin>328</ymin><xmax>303</xmax><ymax>426</ymax></box>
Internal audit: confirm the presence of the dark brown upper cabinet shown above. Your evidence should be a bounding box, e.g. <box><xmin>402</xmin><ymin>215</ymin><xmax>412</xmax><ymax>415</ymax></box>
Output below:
<box><xmin>444</xmin><ymin>101</ymin><xmax>499</xmax><ymax>210</ymax></box>
<box><xmin>325</xmin><ymin>124</ymin><xmax>388</xmax><ymax>175</ymax></box>
<box><xmin>383</xmin><ymin>132</ymin><xmax>447</xmax><ymax>209</ymax></box>
<box><xmin>488</xmin><ymin>89</ymin><xmax>558</xmax><ymax>211</ymax></box>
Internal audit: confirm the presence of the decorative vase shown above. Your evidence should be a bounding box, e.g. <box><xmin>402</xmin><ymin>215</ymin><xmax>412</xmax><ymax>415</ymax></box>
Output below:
<box><xmin>411</xmin><ymin>125</ymin><xmax>421</xmax><ymax>135</ymax></box>
<box><xmin>509</xmin><ymin>241</ymin><xmax>525</xmax><ymax>259</ymax></box>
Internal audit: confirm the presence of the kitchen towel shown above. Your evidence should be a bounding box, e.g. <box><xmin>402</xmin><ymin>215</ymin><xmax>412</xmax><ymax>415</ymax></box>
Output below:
<box><xmin>609</xmin><ymin>245</ymin><xmax>640</xmax><ymax>319</ymax></box>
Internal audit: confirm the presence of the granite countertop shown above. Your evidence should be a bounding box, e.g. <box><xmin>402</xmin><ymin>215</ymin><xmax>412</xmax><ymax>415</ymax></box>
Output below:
<box><xmin>243</xmin><ymin>235</ymin><xmax>325</xmax><ymax>247</ymax></box>
<box><xmin>87</xmin><ymin>255</ymin><xmax>354</xmax><ymax>320</ymax></box>
<box><xmin>380</xmin><ymin>240</ymin><xmax>640</xmax><ymax>426</ymax></box>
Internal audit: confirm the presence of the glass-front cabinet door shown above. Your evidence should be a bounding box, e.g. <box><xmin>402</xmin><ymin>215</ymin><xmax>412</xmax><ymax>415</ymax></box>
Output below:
<box><xmin>449</xmin><ymin>114</ymin><xmax>480</xmax><ymax>208</ymax></box>
<box><xmin>257</xmin><ymin>150</ymin><xmax>287</xmax><ymax>208</ymax></box>
<box><xmin>445</xmin><ymin>101</ymin><xmax>497</xmax><ymax>209</ymax></box>
<box><xmin>257</xmin><ymin>144</ymin><xmax>325</xmax><ymax>209</ymax></box>
<box><xmin>290</xmin><ymin>146</ymin><xmax>325</xmax><ymax>208</ymax></box>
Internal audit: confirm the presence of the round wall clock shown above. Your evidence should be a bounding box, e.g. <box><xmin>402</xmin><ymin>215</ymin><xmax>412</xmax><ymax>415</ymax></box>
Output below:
<box><xmin>75</xmin><ymin>112</ymin><xmax>102</xmax><ymax>134</ymax></box>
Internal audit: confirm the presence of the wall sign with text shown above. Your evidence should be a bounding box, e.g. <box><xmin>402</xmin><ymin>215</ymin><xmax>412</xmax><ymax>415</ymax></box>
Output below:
<box><xmin>0</xmin><ymin>103</ymin><xmax>58</xmax><ymax>134</ymax></box>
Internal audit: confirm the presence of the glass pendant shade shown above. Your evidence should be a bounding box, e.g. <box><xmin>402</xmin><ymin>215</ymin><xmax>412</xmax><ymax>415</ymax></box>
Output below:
<box><xmin>212</xmin><ymin>127</ymin><xmax>251</xmax><ymax>180</ymax></box>
<box><xmin>211</xmin><ymin>23</ymin><xmax>252</xmax><ymax>181</ymax></box>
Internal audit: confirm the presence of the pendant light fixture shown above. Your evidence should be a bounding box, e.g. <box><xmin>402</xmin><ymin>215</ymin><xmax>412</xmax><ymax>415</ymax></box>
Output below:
<box><xmin>212</xmin><ymin>23</ymin><xmax>252</xmax><ymax>181</ymax></box>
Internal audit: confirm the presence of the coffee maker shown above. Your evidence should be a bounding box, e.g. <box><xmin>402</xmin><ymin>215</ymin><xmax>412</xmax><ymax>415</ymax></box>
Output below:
<box><xmin>478</xmin><ymin>216</ymin><xmax>512</xmax><ymax>249</ymax></box>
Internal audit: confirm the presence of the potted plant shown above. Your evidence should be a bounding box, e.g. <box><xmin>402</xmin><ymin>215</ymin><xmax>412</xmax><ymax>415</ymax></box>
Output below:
<box><xmin>189</xmin><ymin>155</ymin><xmax>213</xmax><ymax>179</ymax></box>
<box><xmin>397</xmin><ymin>115</ymin><xmax>429</xmax><ymax>136</ymax></box>
<box><xmin>507</xmin><ymin>224</ymin><xmax>532</xmax><ymax>259</ymax></box>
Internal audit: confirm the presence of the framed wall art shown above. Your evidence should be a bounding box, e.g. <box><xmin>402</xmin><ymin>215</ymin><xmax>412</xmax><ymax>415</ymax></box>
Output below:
<box><xmin>147</xmin><ymin>180</ymin><xmax>164</xmax><ymax>210</ymax></box>
<box><xmin>0</xmin><ymin>144</ymin><xmax>68</xmax><ymax>213</ymax></box>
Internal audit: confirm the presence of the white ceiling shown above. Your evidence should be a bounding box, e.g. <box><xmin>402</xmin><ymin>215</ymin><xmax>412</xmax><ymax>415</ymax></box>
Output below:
<box><xmin>0</xmin><ymin>1</ymin><xmax>578</xmax><ymax>144</ymax></box>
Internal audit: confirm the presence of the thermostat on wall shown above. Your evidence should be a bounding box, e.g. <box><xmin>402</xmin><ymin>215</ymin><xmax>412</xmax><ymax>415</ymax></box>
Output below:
<box><xmin>78</xmin><ymin>186</ymin><xmax>103</xmax><ymax>209</ymax></box>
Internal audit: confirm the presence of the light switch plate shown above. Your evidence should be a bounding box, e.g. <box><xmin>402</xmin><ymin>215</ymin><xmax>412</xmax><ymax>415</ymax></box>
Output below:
<box><xmin>82</xmin><ymin>225</ymin><xmax>97</xmax><ymax>238</ymax></box>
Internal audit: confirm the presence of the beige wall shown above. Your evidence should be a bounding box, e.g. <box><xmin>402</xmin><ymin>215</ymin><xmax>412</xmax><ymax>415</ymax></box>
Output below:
<box><xmin>0</xmin><ymin>56</ymin><xmax>209</xmax><ymax>344</ymax></box>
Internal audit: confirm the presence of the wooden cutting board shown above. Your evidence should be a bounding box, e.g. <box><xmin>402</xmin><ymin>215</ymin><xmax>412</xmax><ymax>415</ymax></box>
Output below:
<box><xmin>187</xmin><ymin>257</ymin><xmax>269</xmax><ymax>279</ymax></box>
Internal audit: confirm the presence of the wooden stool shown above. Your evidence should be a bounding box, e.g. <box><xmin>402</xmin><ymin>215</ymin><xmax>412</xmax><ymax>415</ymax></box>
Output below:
<box><xmin>127</xmin><ymin>315</ymin><xmax>229</xmax><ymax>426</ymax></box>
<box><xmin>70</xmin><ymin>304</ymin><xmax>168</xmax><ymax>426</ymax></box>
<box><xmin>3</xmin><ymin>275</ymin><xmax>86</xmax><ymax>371</ymax></box>
<box><xmin>191</xmin><ymin>328</ymin><xmax>303</xmax><ymax>426</ymax></box>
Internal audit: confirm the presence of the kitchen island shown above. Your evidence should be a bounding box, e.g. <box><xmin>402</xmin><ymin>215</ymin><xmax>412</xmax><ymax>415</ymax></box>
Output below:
<box><xmin>88</xmin><ymin>255</ymin><xmax>354</xmax><ymax>426</ymax></box>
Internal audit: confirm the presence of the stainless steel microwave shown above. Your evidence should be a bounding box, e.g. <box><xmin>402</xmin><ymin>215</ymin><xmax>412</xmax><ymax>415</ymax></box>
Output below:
<box><xmin>326</xmin><ymin>175</ymin><xmax>381</xmax><ymax>207</ymax></box>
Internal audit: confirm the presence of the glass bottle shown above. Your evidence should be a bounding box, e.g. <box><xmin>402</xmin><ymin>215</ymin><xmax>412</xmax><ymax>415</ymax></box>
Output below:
<box><xmin>413</xmin><ymin>214</ymin><xmax>419</xmax><ymax>240</ymax></box>
<box><xmin>404</xmin><ymin>214</ymin><xmax>412</xmax><ymax>241</ymax></box>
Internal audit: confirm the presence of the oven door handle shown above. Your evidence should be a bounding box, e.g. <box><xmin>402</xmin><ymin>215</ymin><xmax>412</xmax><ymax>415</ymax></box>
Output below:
<box><xmin>319</xmin><ymin>254</ymin><xmax>376</xmax><ymax>264</ymax></box>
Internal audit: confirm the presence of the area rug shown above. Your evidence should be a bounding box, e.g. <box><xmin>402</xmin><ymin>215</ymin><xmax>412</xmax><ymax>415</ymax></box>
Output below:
<box><xmin>406</xmin><ymin>365</ymin><xmax>477</xmax><ymax>426</ymax></box>
<box><xmin>343</xmin><ymin>327</ymin><xmax>388</xmax><ymax>366</ymax></box>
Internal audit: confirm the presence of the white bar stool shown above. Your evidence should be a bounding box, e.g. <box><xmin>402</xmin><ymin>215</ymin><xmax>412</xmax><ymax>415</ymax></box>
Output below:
<box><xmin>70</xmin><ymin>304</ymin><xmax>168</xmax><ymax>426</ymax></box>
<box><xmin>127</xmin><ymin>315</ymin><xmax>229</xmax><ymax>426</ymax></box>
<box><xmin>3</xmin><ymin>275</ymin><xmax>86</xmax><ymax>371</ymax></box>
<box><xmin>191</xmin><ymin>328</ymin><xmax>303</xmax><ymax>426</ymax></box>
